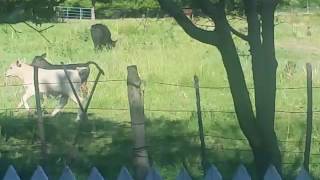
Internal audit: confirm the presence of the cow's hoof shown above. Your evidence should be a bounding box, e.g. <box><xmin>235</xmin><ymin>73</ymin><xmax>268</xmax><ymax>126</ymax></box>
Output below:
<box><xmin>50</xmin><ymin>113</ymin><xmax>58</xmax><ymax>118</ymax></box>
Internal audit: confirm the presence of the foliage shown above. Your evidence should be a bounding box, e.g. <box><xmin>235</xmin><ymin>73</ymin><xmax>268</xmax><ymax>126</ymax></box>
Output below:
<box><xmin>280</xmin><ymin>0</ymin><xmax>320</xmax><ymax>7</ymax></box>
<box><xmin>1</xmin><ymin>0</ymin><xmax>320</xmax><ymax>24</ymax></box>
<box><xmin>0</xmin><ymin>0</ymin><xmax>64</xmax><ymax>24</ymax></box>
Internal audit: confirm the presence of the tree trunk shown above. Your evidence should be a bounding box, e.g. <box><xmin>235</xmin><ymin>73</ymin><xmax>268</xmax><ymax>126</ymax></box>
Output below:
<box><xmin>156</xmin><ymin>0</ymin><xmax>282</xmax><ymax>178</ymax></box>
<box><xmin>242</xmin><ymin>0</ymin><xmax>281</xmax><ymax>177</ymax></box>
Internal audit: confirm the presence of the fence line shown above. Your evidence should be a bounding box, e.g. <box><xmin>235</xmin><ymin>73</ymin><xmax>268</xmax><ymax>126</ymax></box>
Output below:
<box><xmin>1</xmin><ymin>66</ymin><xmax>319</xmax><ymax>178</ymax></box>
<box><xmin>0</xmin><ymin>129</ymin><xmax>313</xmax><ymax>145</ymax></box>
<box><xmin>2</xmin><ymin>107</ymin><xmax>320</xmax><ymax>115</ymax></box>
<box><xmin>3</xmin><ymin>79</ymin><xmax>320</xmax><ymax>90</ymax></box>
<box><xmin>0</xmin><ymin>164</ymin><xmax>313</xmax><ymax>180</ymax></box>
<box><xmin>54</xmin><ymin>6</ymin><xmax>95</xmax><ymax>20</ymax></box>
<box><xmin>146</xmin><ymin>80</ymin><xmax>320</xmax><ymax>90</ymax></box>
<box><xmin>0</xmin><ymin>79</ymin><xmax>127</xmax><ymax>88</ymax></box>
<box><xmin>2</xmin><ymin>142</ymin><xmax>320</xmax><ymax>157</ymax></box>
<box><xmin>150</xmin><ymin>133</ymin><xmax>316</xmax><ymax>144</ymax></box>
<box><xmin>1</xmin><ymin>138</ymin><xmax>319</xmax><ymax>157</ymax></box>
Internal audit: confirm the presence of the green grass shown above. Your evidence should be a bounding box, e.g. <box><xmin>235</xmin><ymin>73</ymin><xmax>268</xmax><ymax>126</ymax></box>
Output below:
<box><xmin>0</xmin><ymin>14</ymin><xmax>320</xmax><ymax>179</ymax></box>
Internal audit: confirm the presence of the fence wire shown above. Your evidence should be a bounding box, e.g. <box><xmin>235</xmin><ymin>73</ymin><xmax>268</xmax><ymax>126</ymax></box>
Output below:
<box><xmin>1</xmin><ymin>78</ymin><xmax>315</xmax><ymax>115</ymax></box>
<box><xmin>0</xmin><ymin>116</ymin><xmax>318</xmax><ymax>146</ymax></box>
<box><xmin>0</xmin><ymin>107</ymin><xmax>318</xmax><ymax>115</ymax></box>
<box><xmin>146</xmin><ymin>80</ymin><xmax>320</xmax><ymax>90</ymax></box>
<box><xmin>2</xmin><ymin>140</ymin><xmax>320</xmax><ymax>158</ymax></box>
<box><xmin>0</xmin><ymin>79</ymin><xmax>127</xmax><ymax>88</ymax></box>
<box><xmin>1</xmin><ymin>76</ymin><xmax>319</xmax><ymax>162</ymax></box>
<box><xmin>2</xmin><ymin>79</ymin><xmax>320</xmax><ymax>90</ymax></box>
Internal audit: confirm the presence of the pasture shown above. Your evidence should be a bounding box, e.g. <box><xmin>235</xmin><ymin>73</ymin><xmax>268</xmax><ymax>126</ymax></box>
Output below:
<box><xmin>0</xmin><ymin>13</ymin><xmax>320</xmax><ymax>179</ymax></box>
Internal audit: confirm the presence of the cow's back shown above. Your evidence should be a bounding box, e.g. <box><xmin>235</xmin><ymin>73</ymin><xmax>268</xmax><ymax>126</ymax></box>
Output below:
<box><xmin>37</xmin><ymin>69</ymin><xmax>82</xmax><ymax>96</ymax></box>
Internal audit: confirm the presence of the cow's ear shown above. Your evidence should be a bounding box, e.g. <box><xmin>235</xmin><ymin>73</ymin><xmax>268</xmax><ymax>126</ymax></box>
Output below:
<box><xmin>41</xmin><ymin>53</ymin><xmax>47</xmax><ymax>58</ymax></box>
<box><xmin>16</xmin><ymin>60</ymin><xmax>22</xmax><ymax>67</ymax></box>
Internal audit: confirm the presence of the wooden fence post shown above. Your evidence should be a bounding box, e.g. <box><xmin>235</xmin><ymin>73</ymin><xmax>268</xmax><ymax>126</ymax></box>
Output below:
<box><xmin>193</xmin><ymin>75</ymin><xmax>208</xmax><ymax>174</ymax></box>
<box><xmin>304</xmin><ymin>63</ymin><xmax>313</xmax><ymax>172</ymax></box>
<box><xmin>66</xmin><ymin>7</ymin><xmax>69</xmax><ymax>19</ymax></box>
<box><xmin>91</xmin><ymin>7</ymin><xmax>95</xmax><ymax>20</ymax></box>
<box><xmin>33</xmin><ymin>66</ymin><xmax>47</xmax><ymax>161</ymax></box>
<box><xmin>80</xmin><ymin>8</ymin><xmax>82</xmax><ymax>20</ymax></box>
<box><xmin>127</xmin><ymin>65</ymin><xmax>150</xmax><ymax>180</ymax></box>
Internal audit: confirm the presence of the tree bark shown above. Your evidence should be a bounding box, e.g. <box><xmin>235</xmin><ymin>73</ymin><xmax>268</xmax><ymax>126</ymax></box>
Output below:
<box><xmin>243</xmin><ymin>0</ymin><xmax>281</xmax><ymax>177</ymax></box>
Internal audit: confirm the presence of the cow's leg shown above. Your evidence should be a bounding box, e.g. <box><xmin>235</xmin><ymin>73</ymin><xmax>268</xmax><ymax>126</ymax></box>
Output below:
<box><xmin>69</xmin><ymin>93</ymin><xmax>84</xmax><ymax>106</ymax></box>
<box><xmin>39</xmin><ymin>94</ymin><xmax>49</xmax><ymax>114</ymax></box>
<box><xmin>18</xmin><ymin>91</ymin><xmax>33</xmax><ymax>111</ymax></box>
<box><xmin>17</xmin><ymin>100</ymin><xmax>24</xmax><ymax>109</ymax></box>
<box><xmin>69</xmin><ymin>94</ymin><xmax>85</xmax><ymax>121</ymax></box>
<box><xmin>51</xmin><ymin>95</ymin><xmax>69</xmax><ymax>117</ymax></box>
<box><xmin>17</xmin><ymin>92</ymin><xmax>29</xmax><ymax>108</ymax></box>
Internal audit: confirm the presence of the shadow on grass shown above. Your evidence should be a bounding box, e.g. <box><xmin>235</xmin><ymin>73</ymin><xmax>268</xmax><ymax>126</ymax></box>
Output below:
<box><xmin>0</xmin><ymin>111</ymin><xmax>308</xmax><ymax>180</ymax></box>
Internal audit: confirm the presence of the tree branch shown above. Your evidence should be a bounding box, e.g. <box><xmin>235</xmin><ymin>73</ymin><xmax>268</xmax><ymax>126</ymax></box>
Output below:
<box><xmin>229</xmin><ymin>25</ymin><xmax>249</xmax><ymax>41</ymax></box>
<box><xmin>8</xmin><ymin>24</ymin><xmax>22</xmax><ymax>33</ymax></box>
<box><xmin>23</xmin><ymin>22</ymin><xmax>51</xmax><ymax>43</ymax></box>
<box><xmin>158</xmin><ymin>0</ymin><xmax>218</xmax><ymax>46</ymax></box>
<box><xmin>38</xmin><ymin>25</ymin><xmax>55</xmax><ymax>32</ymax></box>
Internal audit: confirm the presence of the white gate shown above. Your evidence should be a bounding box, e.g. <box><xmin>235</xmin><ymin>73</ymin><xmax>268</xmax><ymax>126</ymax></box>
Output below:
<box><xmin>54</xmin><ymin>6</ymin><xmax>95</xmax><ymax>20</ymax></box>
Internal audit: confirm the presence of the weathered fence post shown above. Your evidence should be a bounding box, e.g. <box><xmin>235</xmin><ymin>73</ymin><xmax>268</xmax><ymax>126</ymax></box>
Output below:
<box><xmin>66</xmin><ymin>7</ymin><xmax>69</xmax><ymax>19</ymax></box>
<box><xmin>80</xmin><ymin>8</ymin><xmax>82</xmax><ymax>20</ymax></box>
<box><xmin>304</xmin><ymin>63</ymin><xmax>313</xmax><ymax>172</ymax></box>
<box><xmin>127</xmin><ymin>65</ymin><xmax>150</xmax><ymax>180</ymax></box>
<box><xmin>33</xmin><ymin>66</ymin><xmax>47</xmax><ymax>160</ymax></box>
<box><xmin>193</xmin><ymin>75</ymin><xmax>208</xmax><ymax>174</ymax></box>
<box><xmin>91</xmin><ymin>7</ymin><xmax>95</xmax><ymax>20</ymax></box>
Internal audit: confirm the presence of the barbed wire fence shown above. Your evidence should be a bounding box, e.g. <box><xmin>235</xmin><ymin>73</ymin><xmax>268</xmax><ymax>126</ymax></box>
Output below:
<box><xmin>0</xmin><ymin>64</ymin><xmax>319</xmax><ymax>167</ymax></box>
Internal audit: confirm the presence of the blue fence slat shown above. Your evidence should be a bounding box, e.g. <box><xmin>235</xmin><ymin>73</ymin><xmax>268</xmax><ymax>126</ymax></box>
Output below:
<box><xmin>205</xmin><ymin>165</ymin><xmax>222</xmax><ymax>180</ymax></box>
<box><xmin>295</xmin><ymin>168</ymin><xmax>312</xmax><ymax>180</ymax></box>
<box><xmin>1</xmin><ymin>164</ymin><xmax>315</xmax><ymax>179</ymax></box>
<box><xmin>146</xmin><ymin>167</ymin><xmax>163</xmax><ymax>180</ymax></box>
<box><xmin>264</xmin><ymin>165</ymin><xmax>281</xmax><ymax>180</ymax></box>
<box><xmin>31</xmin><ymin>166</ymin><xmax>48</xmax><ymax>180</ymax></box>
<box><xmin>3</xmin><ymin>165</ymin><xmax>20</xmax><ymax>180</ymax></box>
<box><xmin>117</xmin><ymin>167</ymin><xmax>133</xmax><ymax>180</ymax></box>
<box><xmin>232</xmin><ymin>164</ymin><xmax>251</xmax><ymax>180</ymax></box>
<box><xmin>176</xmin><ymin>168</ymin><xmax>191</xmax><ymax>180</ymax></box>
<box><xmin>88</xmin><ymin>167</ymin><xmax>105</xmax><ymax>180</ymax></box>
<box><xmin>59</xmin><ymin>166</ymin><xmax>76</xmax><ymax>180</ymax></box>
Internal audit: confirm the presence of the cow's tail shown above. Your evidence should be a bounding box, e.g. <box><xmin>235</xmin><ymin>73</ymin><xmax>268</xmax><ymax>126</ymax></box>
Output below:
<box><xmin>77</xmin><ymin>61</ymin><xmax>104</xmax><ymax>98</ymax></box>
<box><xmin>87</xmin><ymin>61</ymin><xmax>105</xmax><ymax>75</ymax></box>
<box><xmin>77</xmin><ymin>68</ymin><xmax>90</xmax><ymax>98</ymax></box>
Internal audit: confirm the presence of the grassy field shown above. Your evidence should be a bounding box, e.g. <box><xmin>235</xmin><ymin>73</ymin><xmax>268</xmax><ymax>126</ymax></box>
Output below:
<box><xmin>0</xmin><ymin>13</ymin><xmax>320</xmax><ymax>179</ymax></box>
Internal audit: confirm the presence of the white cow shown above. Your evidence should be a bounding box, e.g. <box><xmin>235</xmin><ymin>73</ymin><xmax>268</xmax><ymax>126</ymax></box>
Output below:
<box><xmin>5</xmin><ymin>60</ymin><xmax>86</xmax><ymax>120</ymax></box>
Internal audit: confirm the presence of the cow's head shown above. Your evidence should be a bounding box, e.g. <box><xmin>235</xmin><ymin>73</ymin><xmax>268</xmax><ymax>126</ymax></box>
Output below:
<box><xmin>5</xmin><ymin>60</ymin><xmax>23</xmax><ymax>77</ymax></box>
<box><xmin>111</xmin><ymin>40</ymin><xmax>117</xmax><ymax>48</ymax></box>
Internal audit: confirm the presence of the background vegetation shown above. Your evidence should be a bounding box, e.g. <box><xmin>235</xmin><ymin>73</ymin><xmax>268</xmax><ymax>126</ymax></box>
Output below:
<box><xmin>1</xmin><ymin>0</ymin><xmax>320</xmax><ymax>22</ymax></box>
<box><xmin>61</xmin><ymin>0</ymin><xmax>320</xmax><ymax>9</ymax></box>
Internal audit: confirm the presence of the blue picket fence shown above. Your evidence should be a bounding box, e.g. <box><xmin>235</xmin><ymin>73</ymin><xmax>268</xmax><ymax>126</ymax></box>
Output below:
<box><xmin>2</xmin><ymin>164</ymin><xmax>312</xmax><ymax>180</ymax></box>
